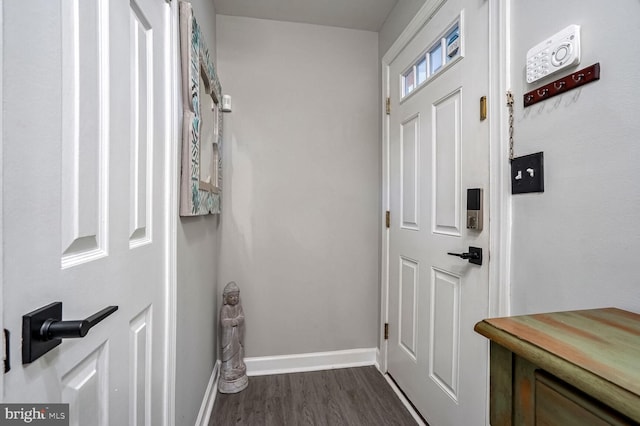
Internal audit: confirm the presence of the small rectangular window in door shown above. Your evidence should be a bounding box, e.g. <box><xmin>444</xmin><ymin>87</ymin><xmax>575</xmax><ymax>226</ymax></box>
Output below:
<box><xmin>403</xmin><ymin>67</ymin><xmax>416</xmax><ymax>96</ymax></box>
<box><xmin>399</xmin><ymin>14</ymin><xmax>463</xmax><ymax>100</ymax></box>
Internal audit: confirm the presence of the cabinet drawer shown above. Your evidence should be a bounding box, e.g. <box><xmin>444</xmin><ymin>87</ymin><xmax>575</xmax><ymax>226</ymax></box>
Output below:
<box><xmin>535</xmin><ymin>372</ymin><xmax>638</xmax><ymax>426</ymax></box>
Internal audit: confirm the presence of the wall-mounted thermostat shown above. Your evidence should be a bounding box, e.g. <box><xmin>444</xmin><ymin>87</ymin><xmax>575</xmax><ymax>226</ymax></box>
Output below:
<box><xmin>526</xmin><ymin>25</ymin><xmax>581</xmax><ymax>84</ymax></box>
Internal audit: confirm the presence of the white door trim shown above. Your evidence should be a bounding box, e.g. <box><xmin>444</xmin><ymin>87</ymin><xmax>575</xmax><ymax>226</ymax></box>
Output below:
<box><xmin>487</xmin><ymin>0</ymin><xmax>512</xmax><ymax>319</ymax></box>
<box><xmin>0</xmin><ymin>1</ymin><xmax>4</xmax><ymax>398</ymax></box>
<box><xmin>378</xmin><ymin>0</ymin><xmax>511</xmax><ymax>373</ymax></box>
<box><xmin>163</xmin><ymin>0</ymin><xmax>180</xmax><ymax>424</ymax></box>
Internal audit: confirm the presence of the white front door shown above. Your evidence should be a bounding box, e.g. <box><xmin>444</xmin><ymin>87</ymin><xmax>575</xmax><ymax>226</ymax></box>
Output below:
<box><xmin>3</xmin><ymin>0</ymin><xmax>171</xmax><ymax>424</ymax></box>
<box><xmin>386</xmin><ymin>0</ymin><xmax>490</xmax><ymax>424</ymax></box>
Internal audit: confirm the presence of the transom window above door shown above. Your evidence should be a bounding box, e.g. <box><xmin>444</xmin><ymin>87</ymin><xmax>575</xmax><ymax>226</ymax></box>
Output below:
<box><xmin>401</xmin><ymin>15</ymin><xmax>463</xmax><ymax>99</ymax></box>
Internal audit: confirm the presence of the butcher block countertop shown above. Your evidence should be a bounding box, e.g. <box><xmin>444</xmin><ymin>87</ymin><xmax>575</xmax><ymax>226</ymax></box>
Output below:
<box><xmin>474</xmin><ymin>308</ymin><xmax>640</xmax><ymax>423</ymax></box>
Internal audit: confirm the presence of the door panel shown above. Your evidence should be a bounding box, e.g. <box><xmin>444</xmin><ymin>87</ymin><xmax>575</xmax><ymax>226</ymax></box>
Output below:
<box><xmin>433</xmin><ymin>89</ymin><xmax>461</xmax><ymax>236</ymax></box>
<box><xmin>399</xmin><ymin>257</ymin><xmax>418</xmax><ymax>359</ymax></box>
<box><xmin>130</xmin><ymin>0</ymin><xmax>154</xmax><ymax>246</ymax></box>
<box><xmin>130</xmin><ymin>307</ymin><xmax>152</xmax><ymax>425</ymax></box>
<box><xmin>61</xmin><ymin>0</ymin><xmax>109</xmax><ymax>266</ymax></box>
<box><xmin>387</xmin><ymin>0</ymin><xmax>490</xmax><ymax>424</ymax></box>
<box><xmin>401</xmin><ymin>115</ymin><xmax>420</xmax><ymax>230</ymax></box>
<box><xmin>3</xmin><ymin>1</ymin><xmax>170</xmax><ymax>424</ymax></box>
<box><xmin>62</xmin><ymin>344</ymin><xmax>109</xmax><ymax>425</ymax></box>
<box><xmin>429</xmin><ymin>267</ymin><xmax>460</xmax><ymax>400</ymax></box>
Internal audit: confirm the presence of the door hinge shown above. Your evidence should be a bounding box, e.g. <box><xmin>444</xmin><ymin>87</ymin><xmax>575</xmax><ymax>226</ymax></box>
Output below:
<box><xmin>385</xmin><ymin>97</ymin><xmax>391</xmax><ymax>115</ymax></box>
<box><xmin>384</xmin><ymin>323</ymin><xmax>389</xmax><ymax>340</ymax></box>
<box><xmin>385</xmin><ymin>211</ymin><xmax>390</xmax><ymax>228</ymax></box>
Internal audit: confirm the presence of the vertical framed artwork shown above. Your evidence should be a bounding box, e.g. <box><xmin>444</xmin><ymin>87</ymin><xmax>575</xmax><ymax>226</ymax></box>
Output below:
<box><xmin>179</xmin><ymin>1</ymin><xmax>223</xmax><ymax>216</ymax></box>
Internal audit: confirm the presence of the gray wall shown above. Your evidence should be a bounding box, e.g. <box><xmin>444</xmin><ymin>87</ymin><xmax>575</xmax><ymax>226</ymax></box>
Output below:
<box><xmin>175</xmin><ymin>0</ymin><xmax>220</xmax><ymax>424</ymax></box>
<box><xmin>216</xmin><ymin>15</ymin><xmax>380</xmax><ymax>357</ymax></box>
<box><xmin>509</xmin><ymin>1</ymin><xmax>640</xmax><ymax>314</ymax></box>
<box><xmin>378</xmin><ymin>0</ymin><xmax>426</xmax><ymax>57</ymax></box>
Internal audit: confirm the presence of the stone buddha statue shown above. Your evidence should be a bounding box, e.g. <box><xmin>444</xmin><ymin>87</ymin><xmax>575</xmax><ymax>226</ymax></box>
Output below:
<box><xmin>219</xmin><ymin>281</ymin><xmax>248</xmax><ymax>393</ymax></box>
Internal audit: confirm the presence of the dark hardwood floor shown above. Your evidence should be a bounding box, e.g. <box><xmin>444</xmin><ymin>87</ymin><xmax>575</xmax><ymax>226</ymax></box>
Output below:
<box><xmin>210</xmin><ymin>366</ymin><xmax>418</xmax><ymax>425</ymax></box>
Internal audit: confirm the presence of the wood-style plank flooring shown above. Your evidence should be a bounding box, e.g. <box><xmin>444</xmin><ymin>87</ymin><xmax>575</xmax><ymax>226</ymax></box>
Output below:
<box><xmin>210</xmin><ymin>366</ymin><xmax>418</xmax><ymax>425</ymax></box>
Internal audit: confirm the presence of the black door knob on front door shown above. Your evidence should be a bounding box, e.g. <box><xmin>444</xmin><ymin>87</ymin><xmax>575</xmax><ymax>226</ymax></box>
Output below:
<box><xmin>22</xmin><ymin>302</ymin><xmax>118</xmax><ymax>364</ymax></box>
<box><xmin>447</xmin><ymin>247</ymin><xmax>483</xmax><ymax>265</ymax></box>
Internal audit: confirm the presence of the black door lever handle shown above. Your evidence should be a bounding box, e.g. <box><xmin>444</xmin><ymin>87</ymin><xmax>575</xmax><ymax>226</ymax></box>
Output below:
<box><xmin>40</xmin><ymin>306</ymin><xmax>118</xmax><ymax>340</ymax></box>
<box><xmin>447</xmin><ymin>247</ymin><xmax>483</xmax><ymax>265</ymax></box>
<box><xmin>447</xmin><ymin>252</ymin><xmax>479</xmax><ymax>260</ymax></box>
<box><xmin>23</xmin><ymin>302</ymin><xmax>119</xmax><ymax>363</ymax></box>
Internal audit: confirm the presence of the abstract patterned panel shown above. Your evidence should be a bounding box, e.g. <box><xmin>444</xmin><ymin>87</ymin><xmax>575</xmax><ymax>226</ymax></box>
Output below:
<box><xmin>179</xmin><ymin>1</ymin><xmax>223</xmax><ymax>216</ymax></box>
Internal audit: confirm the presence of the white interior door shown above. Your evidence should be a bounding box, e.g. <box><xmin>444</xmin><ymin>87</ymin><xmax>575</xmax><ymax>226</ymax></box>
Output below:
<box><xmin>3</xmin><ymin>0</ymin><xmax>171</xmax><ymax>424</ymax></box>
<box><xmin>386</xmin><ymin>0</ymin><xmax>490</xmax><ymax>424</ymax></box>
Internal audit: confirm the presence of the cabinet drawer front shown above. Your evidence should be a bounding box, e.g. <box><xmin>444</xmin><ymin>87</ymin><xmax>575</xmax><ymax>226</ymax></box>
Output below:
<box><xmin>535</xmin><ymin>373</ymin><xmax>637</xmax><ymax>426</ymax></box>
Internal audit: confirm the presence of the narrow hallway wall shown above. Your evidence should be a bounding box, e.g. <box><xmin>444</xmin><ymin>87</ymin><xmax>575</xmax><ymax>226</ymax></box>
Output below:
<box><xmin>217</xmin><ymin>16</ymin><xmax>380</xmax><ymax>357</ymax></box>
<box><xmin>175</xmin><ymin>0</ymin><xmax>221</xmax><ymax>424</ymax></box>
<box><xmin>509</xmin><ymin>1</ymin><xmax>640</xmax><ymax>313</ymax></box>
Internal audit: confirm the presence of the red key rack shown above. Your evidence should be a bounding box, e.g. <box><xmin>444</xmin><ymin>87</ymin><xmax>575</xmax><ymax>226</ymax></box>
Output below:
<box><xmin>523</xmin><ymin>63</ymin><xmax>600</xmax><ymax>108</ymax></box>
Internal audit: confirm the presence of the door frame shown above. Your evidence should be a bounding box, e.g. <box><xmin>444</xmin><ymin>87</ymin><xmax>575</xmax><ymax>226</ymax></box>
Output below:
<box><xmin>0</xmin><ymin>1</ymin><xmax>179</xmax><ymax>422</ymax></box>
<box><xmin>0</xmin><ymin>1</ymin><xmax>4</xmax><ymax>398</ymax></box>
<box><xmin>164</xmin><ymin>0</ymin><xmax>180</xmax><ymax>424</ymax></box>
<box><xmin>377</xmin><ymin>0</ymin><xmax>512</xmax><ymax>374</ymax></box>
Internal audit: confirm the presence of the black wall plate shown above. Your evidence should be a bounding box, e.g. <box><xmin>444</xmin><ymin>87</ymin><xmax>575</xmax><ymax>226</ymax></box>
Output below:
<box><xmin>511</xmin><ymin>152</ymin><xmax>544</xmax><ymax>194</ymax></box>
<box><xmin>22</xmin><ymin>302</ymin><xmax>62</xmax><ymax>364</ymax></box>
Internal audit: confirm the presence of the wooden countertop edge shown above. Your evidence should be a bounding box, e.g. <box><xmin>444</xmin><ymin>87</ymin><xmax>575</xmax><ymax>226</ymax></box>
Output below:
<box><xmin>474</xmin><ymin>320</ymin><xmax>640</xmax><ymax>422</ymax></box>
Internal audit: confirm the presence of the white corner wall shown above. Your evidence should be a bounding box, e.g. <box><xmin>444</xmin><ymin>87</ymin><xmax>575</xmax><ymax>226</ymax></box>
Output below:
<box><xmin>216</xmin><ymin>15</ymin><xmax>380</xmax><ymax>357</ymax></box>
<box><xmin>509</xmin><ymin>1</ymin><xmax>640</xmax><ymax>314</ymax></box>
<box><xmin>175</xmin><ymin>1</ymin><xmax>220</xmax><ymax>425</ymax></box>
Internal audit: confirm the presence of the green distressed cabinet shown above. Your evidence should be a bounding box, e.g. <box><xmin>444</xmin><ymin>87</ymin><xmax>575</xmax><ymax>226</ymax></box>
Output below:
<box><xmin>475</xmin><ymin>308</ymin><xmax>640</xmax><ymax>426</ymax></box>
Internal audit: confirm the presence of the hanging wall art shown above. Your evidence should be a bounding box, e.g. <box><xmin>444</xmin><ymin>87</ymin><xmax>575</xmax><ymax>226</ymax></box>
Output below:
<box><xmin>179</xmin><ymin>1</ymin><xmax>223</xmax><ymax>216</ymax></box>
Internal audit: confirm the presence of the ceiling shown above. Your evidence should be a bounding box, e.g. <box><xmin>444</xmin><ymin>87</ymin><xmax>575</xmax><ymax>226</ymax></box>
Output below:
<box><xmin>213</xmin><ymin>0</ymin><xmax>399</xmax><ymax>32</ymax></box>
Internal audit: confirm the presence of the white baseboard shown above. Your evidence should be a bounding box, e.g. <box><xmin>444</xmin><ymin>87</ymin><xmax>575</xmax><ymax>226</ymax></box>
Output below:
<box><xmin>245</xmin><ymin>348</ymin><xmax>377</xmax><ymax>377</ymax></box>
<box><xmin>375</xmin><ymin>347</ymin><xmax>382</xmax><ymax>371</ymax></box>
<box><xmin>195</xmin><ymin>360</ymin><xmax>220</xmax><ymax>426</ymax></box>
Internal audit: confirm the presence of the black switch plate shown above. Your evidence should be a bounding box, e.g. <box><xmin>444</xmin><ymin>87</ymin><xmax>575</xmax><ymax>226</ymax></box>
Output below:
<box><xmin>511</xmin><ymin>152</ymin><xmax>544</xmax><ymax>194</ymax></box>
